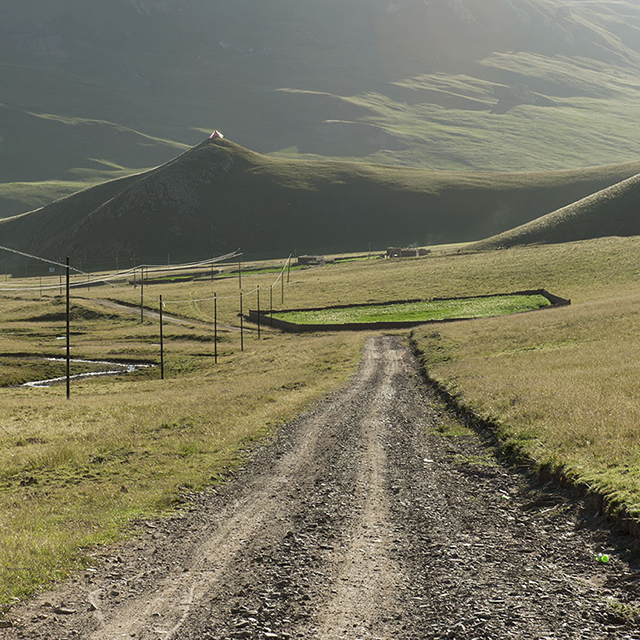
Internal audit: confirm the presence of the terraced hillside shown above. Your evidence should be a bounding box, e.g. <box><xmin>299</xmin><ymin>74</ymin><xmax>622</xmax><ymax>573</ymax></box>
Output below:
<box><xmin>3</xmin><ymin>138</ymin><xmax>640</xmax><ymax>269</ymax></box>
<box><xmin>4</xmin><ymin>1</ymin><xmax>640</xmax><ymax>216</ymax></box>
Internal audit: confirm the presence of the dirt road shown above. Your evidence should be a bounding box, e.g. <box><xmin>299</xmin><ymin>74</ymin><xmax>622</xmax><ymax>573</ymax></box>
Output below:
<box><xmin>87</xmin><ymin>297</ymin><xmax>247</xmax><ymax>332</ymax></box>
<box><xmin>4</xmin><ymin>336</ymin><xmax>640</xmax><ymax>639</ymax></box>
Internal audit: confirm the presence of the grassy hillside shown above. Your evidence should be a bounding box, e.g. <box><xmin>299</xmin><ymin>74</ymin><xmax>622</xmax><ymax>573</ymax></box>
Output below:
<box><xmin>2</xmin><ymin>234</ymin><xmax>640</xmax><ymax>607</ymax></box>
<box><xmin>4</xmin><ymin>1</ymin><xmax>640</xmax><ymax>216</ymax></box>
<box><xmin>474</xmin><ymin>172</ymin><xmax>640</xmax><ymax>248</ymax></box>
<box><xmin>0</xmin><ymin>104</ymin><xmax>186</xmax><ymax>218</ymax></box>
<box><xmin>3</xmin><ymin>139</ymin><xmax>640</xmax><ymax>270</ymax></box>
<box><xmin>410</xmin><ymin>236</ymin><xmax>640</xmax><ymax>519</ymax></box>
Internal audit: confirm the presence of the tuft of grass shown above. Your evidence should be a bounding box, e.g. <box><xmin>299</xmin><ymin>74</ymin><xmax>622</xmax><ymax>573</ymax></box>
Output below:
<box><xmin>434</xmin><ymin>420</ymin><xmax>474</xmax><ymax>438</ymax></box>
<box><xmin>604</xmin><ymin>599</ymin><xmax>640</xmax><ymax>625</ymax></box>
<box><xmin>451</xmin><ymin>453</ymin><xmax>498</xmax><ymax>468</ymax></box>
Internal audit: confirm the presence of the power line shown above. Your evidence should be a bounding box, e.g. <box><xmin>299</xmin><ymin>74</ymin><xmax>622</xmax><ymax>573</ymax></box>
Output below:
<box><xmin>0</xmin><ymin>244</ymin><xmax>84</xmax><ymax>274</ymax></box>
<box><xmin>161</xmin><ymin>255</ymin><xmax>292</xmax><ymax>306</ymax></box>
<box><xmin>0</xmin><ymin>249</ymin><xmax>243</xmax><ymax>292</ymax></box>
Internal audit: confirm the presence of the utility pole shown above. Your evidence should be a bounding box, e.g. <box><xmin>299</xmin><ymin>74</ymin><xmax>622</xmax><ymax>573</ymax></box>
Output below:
<box><xmin>159</xmin><ymin>295</ymin><xmax>164</xmax><ymax>380</ymax></box>
<box><xmin>140</xmin><ymin>267</ymin><xmax>145</xmax><ymax>323</ymax></box>
<box><xmin>214</xmin><ymin>293</ymin><xmax>218</xmax><ymax>364</ymax></box>
<box><xmin>239</xmin><ymin>292</ymin><xmax>244</xmax><ymax>352</ymax></box>
<box><xmin>257</xmin><ymin>286</ymin><xmax>261</xmax><ymax>339</ymax></box>
<box><xmin>66</xmin><ymin>257</ymin><xmax>71</xmax><ymax>400</ymax></box>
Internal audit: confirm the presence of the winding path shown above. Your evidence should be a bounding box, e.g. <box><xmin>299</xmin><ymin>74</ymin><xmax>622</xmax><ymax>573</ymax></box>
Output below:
<box><xmin>86</xmin><ymin>297</ymin><xmax>248</xmax><ymax>332</ymax></box>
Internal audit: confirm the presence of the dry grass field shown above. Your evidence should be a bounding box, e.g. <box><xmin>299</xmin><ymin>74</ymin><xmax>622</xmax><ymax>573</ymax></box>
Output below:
<box><xmin>0</xmin><ymin>263</ymin><xmax>366</xmax><ymax>607</ymax></box>
<box><xmin>1</xmin><ymin>236</ymin><xmax>640</xmax><ymax>609</ymax></box>
<box><xmin>412</xmin><ymin>285</ymin><xmax>640</xmax><ymax>516</ymax></box>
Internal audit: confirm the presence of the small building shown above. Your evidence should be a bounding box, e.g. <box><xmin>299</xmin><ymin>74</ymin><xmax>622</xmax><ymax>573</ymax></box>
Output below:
<box><xmin>386</xmin><ymin>247</ymin><xmax>430</xmax><ymax>258</ymax></box>
<box><xmin>297</xmin><ymin>255</ymin><xmax>325</xmax><ymax>266</ymax></box>
<box><xmin>209</xmin><ymin>130</ymin><xmax>225</xmax><ymax>139</ymax></box>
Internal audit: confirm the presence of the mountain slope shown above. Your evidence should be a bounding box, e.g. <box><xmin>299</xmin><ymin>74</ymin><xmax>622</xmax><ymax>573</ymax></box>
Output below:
<box><xmin>473</xmin><ymin>173</ymin><xmax>640</xmax><ymax>249</ymax></box>
<box><xmin>4</xmin><ymin>1</ymin><xmax>640</xmax><ymax>216</ymax></box>
<box><xmin>3</xmin><ymin>138</ymin><xmax>640</xmax><ymax>271</ymax></box>
<box><xmin>0</xmin><ymin>103</ymin><xmax>187</xmax><ymax>217</ymax></box>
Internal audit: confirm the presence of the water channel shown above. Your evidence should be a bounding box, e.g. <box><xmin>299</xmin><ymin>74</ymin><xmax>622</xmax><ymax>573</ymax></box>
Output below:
<box><xmin>22</xmin><ymin>358</ymin><xmax>154</xmax><ymax>388</ymax></box>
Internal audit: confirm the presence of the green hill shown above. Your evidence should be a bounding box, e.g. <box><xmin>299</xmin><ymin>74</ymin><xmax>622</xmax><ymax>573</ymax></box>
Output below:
<box><xmin>3</xmin><ymin>138</ymin><xmax>640</xmax><ymax>271</ymax></box>
<box><xmin>4</xmin><ymin>1</ymin><xmax>640</xmax><ymax>216</ymax></box>
<box><xmin>0</xmin><ymin>103</ymin><xmax>187</xmax><ymax>218</ymax></box>
<box><xmin>473</xmin><ymin>173</ymin><xmax>640</xmax><ymax>249</ymax></box>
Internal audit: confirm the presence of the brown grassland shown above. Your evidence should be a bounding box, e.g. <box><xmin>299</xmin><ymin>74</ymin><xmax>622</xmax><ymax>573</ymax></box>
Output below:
<box><xmin>0</xmin><ymin>265</ymin><xmax>367</xmax><ymax>609</ymax></box>
<box><xmin>1</xmin><ymin>235</ymin><xmax>640</xmax><ymax>610</ymax></box>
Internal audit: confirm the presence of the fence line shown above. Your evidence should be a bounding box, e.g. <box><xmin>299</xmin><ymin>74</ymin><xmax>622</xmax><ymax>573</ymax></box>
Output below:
<box><xmin>162</xmin><ymin>285</ymin><xmax>260</xmax><ymax>306</ymax></box>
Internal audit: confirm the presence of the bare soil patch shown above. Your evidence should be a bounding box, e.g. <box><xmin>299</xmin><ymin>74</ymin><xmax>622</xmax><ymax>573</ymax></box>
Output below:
<box><xmin>2</xmin><ymin>336</ymin><xmax>640</xmax><ymax>639</ymax></box>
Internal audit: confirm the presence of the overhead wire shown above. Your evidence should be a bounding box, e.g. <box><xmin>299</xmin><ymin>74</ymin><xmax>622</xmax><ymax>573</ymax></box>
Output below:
<box><xmin>0</xmin><ymin>244</ymin><xmax>295</xmax><ymax>332</ymax></box>
<box><xmin>161</xmin><ymin>254</ymin><xmax>291</xmax><ymax>307</ymax></box>
<box><xmin>0</xmin><ymin>244</ymin><xmax>85</xmax><ymax>274</ymax></box>
<box><xmin>0</xmin><ymin>248</ymin><xmax>243</xmax><ymax>292</ymax></box>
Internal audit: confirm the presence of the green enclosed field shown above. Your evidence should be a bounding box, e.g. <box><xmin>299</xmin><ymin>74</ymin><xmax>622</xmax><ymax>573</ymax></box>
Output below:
<box><xmin>272</xmin><ymin>294</ymin><xmax>551</xmax><ymax>326</ymax></box>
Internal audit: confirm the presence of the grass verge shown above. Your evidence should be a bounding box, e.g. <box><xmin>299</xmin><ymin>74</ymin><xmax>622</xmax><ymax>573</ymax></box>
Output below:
<box><xmin>408</xmin><ymin>239</ymin><xmax>640</xmax><ymax>528</ymax></box>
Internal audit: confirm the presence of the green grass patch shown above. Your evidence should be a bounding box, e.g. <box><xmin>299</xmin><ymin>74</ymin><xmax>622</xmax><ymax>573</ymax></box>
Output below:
<box><xmin>451</xmin><ymin>453</ymin><xmax>498</xmax><ymax>468</ymax></box>
<box><xmin>605</xmin><ymin>598</ymin><xmax>640</xmax><ymax>624</ymax></box>
<box><xmin>434</xmin><ymin>420</ymin><xmax>475</xmax><ymax>438</ymax></box>
<box><xmin>273</xmin><ymin>294</ymin><xmax>550</xmax><ymax>325</ymax></box>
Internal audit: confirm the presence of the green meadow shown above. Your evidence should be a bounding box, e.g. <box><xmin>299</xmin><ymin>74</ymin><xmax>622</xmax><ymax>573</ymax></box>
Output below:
<box><xmin>1</xmin><ymin>235</ymin><xmax>640</xmax><ymax>611</ymax></box>
<box><xmin>273</xmin><ymin>294</ymin><xmax>551</xmax><ymax>325</ymax></box>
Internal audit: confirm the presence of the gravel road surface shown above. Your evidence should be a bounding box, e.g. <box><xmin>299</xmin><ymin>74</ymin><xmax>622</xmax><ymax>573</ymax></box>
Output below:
<box><xmin>3</xmin><ymin>335</ymin><xmax>640</xmax><ymax>639</ymax></box>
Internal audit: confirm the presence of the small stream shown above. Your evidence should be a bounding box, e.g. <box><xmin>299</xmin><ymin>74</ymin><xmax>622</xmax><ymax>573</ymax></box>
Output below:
<box><xmin>23</xmin><ymin>358</ymin><xmax>154</xmax><ymax>388</ymax></box>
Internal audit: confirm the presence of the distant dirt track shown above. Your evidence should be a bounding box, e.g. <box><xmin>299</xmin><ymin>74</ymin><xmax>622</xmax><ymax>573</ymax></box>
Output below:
<box><xmin>3</xmin><ymin>336</ymin><xmax>640</xmax><ymax>639</ymax></box>
<box><xmin>89</xmin><ymin>297</ymin><xmax>247</xmax><ymax>332</ymax></box>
